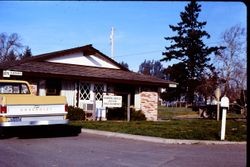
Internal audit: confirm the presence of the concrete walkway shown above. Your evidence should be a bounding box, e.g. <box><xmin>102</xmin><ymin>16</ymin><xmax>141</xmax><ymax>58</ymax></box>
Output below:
<box><xmin>81</xmin><ymin>128</ymin><xmax>246</xmax><ymax>145</ymax></box>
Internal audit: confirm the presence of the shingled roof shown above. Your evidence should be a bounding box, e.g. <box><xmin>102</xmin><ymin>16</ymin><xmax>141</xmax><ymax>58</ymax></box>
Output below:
<box><xmin>1</xmin><ymin>45</ymin><xmax>176</xmax><ymax>87</ymax></box>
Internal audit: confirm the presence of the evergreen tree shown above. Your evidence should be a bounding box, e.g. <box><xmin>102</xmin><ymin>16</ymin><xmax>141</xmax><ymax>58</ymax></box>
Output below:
<box><xmin>119</xmin><ymin>61</ymin><xmax>129</xmax><ymax>69</ymax></box>
<box><xmin>138</xmin><ymin>59</ymin><xmax>164</xmax><ymax>79</ymax></box>
<box><xmin>20</xmin><ymin>46</ymin><xmax>32</xmax><ymax>59</ymax></box>
<box><xmin>163</xmin><ymin>62</ymin><xmax>188</xmax><ymax>101</ymax></box>
<box><xmin>139</xmin><ymin>60</ymin><xmax>152</xmax><ymax>75</ymax></box>
<box><xmin>161</xmin><ymin>1</ymin><xmax>224</xmax><ymax>103</ymax></box>
<box><xmin>152</xmin><ymin>61</ymin><xmax>165</xmax><ymax>79</ymax></box>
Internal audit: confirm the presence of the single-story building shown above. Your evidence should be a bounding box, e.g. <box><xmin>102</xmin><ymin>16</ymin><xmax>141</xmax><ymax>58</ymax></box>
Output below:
<box><xmin>0</xmin><ymin>44</ymin><xmax>177</xmax><ymax>121</ymax></box>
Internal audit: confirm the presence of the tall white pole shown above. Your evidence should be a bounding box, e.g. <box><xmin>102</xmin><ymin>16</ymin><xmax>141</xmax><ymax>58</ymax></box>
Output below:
<box><xmin>220</xmin><ymin>96</ymin><xmax>229</xmax><ymax>141</ymax></box>
<box><xmin>220</xmin><ymin>108</ymin><xmax>227</xmax><ymax>140</ymax></box>
<box><xmin>110</xmin><ymin>27</ymin><xmax>115</xmax><ymax>59</ymax></box>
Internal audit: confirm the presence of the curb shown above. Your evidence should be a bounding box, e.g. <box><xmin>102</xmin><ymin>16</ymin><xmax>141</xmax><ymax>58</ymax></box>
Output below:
<box><xmin>81</xmin><ymin>128</ymin><xmax>246</xmax><ymax>145</ymax></box>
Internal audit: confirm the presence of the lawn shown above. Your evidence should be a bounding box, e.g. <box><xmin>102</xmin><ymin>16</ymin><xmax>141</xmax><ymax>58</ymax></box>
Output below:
<box><xmin>70</xmin><ymin>106</ymin><xmax>246</xmax><ymax>141</ymax></box>
<box><xmin>157</xmin><ymin>106</ymin><xmax>245</xmax><ymax>120</ymax></box>
<box><xmin>158</xmin><ymin>106</ymin><xmax>198</xmax><ymax>120</ymax></box>
<box><xmin>70</xmin><ymin>119</ymin><xmax>246</xmax><ymax>141</ymax></box>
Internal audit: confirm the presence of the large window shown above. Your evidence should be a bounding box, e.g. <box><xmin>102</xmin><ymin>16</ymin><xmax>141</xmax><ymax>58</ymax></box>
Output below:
<box><xmin>79</xmin><ymin>82</ymin><xmax>105</xmax><ymax>101</ymax></box>
<box><xmin>79</xmin><ymin>83</ymin><xmax>90</xmax><ymax>100</ymax></box>
<box><xmin>94</xmin><ymin>84</ymin><xmax>104</xmax><ymax>101</ymax></box>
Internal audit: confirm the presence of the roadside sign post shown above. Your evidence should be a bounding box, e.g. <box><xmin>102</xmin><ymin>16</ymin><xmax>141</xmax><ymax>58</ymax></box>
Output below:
<box><xmin>103</xmin><ymin>95</ymin><xmax>122</xmax><ymax>121</ymax></box>
<box><xmin>220</xmin><ymin>95</ymin><xmax>229</xmax><ymax>140</ymax></box>
<box><xmin>103</xmin><ymin>95</ymin><xmax>122</xmax><ymax>108</ymax></box>
<box><xmin>214</xmin><ymin>87</ymin><xmax>221</xmax><ymax>121</ymax></box>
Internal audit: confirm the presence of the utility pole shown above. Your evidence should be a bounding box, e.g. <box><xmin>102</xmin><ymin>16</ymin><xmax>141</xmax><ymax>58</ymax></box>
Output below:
<box><xmin>110</xmin><ymin>27</ymin><xmax>115</xmax><ymax>60</ymax></box>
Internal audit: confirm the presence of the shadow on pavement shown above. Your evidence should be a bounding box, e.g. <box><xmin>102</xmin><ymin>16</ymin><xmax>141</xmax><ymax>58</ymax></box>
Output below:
<box><xmin>0</xmin><ymin>125</ymin><xmax>82</xmax><ymax>139</ymax></box>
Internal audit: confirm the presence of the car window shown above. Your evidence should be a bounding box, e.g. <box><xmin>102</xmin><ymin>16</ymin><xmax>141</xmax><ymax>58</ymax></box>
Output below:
<box><xmin>0</xmin><ymin>85</ymin><xmax>13</xmax><ymax>94</ymax></box>
<box><xmin>0</xmin><ymin>83</ymin><xmax>30</xmax><ymax>94</ymax></box>
<box><xmin>21</xmin><ymin>84</ymin><xmax>30</xmax><ymax>94</ymax></box>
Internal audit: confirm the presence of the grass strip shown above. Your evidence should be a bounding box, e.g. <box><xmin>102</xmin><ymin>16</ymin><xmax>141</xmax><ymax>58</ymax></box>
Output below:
<box><xmin>70</xmin><ymin>119</ymin><xmax>246</xmax><ymax>141</ymax></box>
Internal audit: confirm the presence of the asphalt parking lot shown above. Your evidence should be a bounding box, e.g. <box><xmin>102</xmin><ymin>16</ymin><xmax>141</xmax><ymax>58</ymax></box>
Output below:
<box><xmin>0</xmin><ymin>126</ymin><xmax>246</xmax><ymax>167</ymax></box>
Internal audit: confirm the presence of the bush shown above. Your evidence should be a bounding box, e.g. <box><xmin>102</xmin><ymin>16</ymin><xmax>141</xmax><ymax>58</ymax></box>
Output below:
<box><xmin>66</xmin><ymin>106</ymin><xmax>85</xmax><ymax>121</ymax></box>
<box><xmin>130</xmin><ymin>108</ymin><xmax>146</xmax><ymax>121</ymax></box>
<box><xmin>107</xmin><ymin>107</ymin><xmax>126</xmax><ymax>120</ymax></box>
<box><xmin>106</xmin><ymin>107</ymin><xmax>146</xmax><ymax>121</ymax></box>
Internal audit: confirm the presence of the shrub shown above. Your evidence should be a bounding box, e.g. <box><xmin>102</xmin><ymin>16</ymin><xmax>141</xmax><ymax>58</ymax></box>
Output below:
<box><xmin>130</xmin><ymin>108</ymin><xmax>146</xmax><ymax>121</ymax></box>
<box><xmin>106</xmin><ymin>107</ymin><xmax>146</xmax><ymax>121</ymax></box>
<box><xmin>107</xmin><ymin>107</ymin><xmax>126</xmax><ymax>120</ymax></box>
<box><xmin>66</xmin><ymin>106</ymin><xmax>85</xmax><ymax>121</ymax></box>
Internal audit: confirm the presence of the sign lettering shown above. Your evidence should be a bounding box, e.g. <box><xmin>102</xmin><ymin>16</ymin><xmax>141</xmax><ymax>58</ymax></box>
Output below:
<box><xmin>3</xmin><ymin>70</ymin><xmax>23</xmax><ymax>77</ymax></box>
<box><xmin>103</xmin><ymin>95</ymin><xmax>122</xmax><ymax>108</ymax></box>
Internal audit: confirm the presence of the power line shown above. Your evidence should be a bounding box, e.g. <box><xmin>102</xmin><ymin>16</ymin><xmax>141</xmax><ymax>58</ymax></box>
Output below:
<box><xmin>115</xmin><ymin>40</ymin><xmax>225</xmax><ymax>58</ymax></box>
<box><xmin>116</xmin><ymin>50</ymin><xmax>164</xmax><ymax>58</ymax></box>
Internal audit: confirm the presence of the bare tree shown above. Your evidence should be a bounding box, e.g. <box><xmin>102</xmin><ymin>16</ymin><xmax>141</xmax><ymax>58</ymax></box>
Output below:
<box><xmin>215</xmin><ymin>24</ymin><xmax>246</xmax><ymax>101</ymax></box>
<box><xmin>0</xmin><ymin>33</ymin><xmax>23</xmax><ymax>64</ymax></box>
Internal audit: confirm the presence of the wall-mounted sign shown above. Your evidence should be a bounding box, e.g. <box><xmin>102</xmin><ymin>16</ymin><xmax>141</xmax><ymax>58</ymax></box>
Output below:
<box><xmin>169</xmin><ymin>83</ymin><xmax>177</xmax><ymax>88</ymax></box>
<box><xmin>103</xmin><ymin>95</ymin><xmax>122</xmax><ymax>108</ymax></box>
<box><xmin>3</xmin><ymin>70</ymin><xmax>23</xmax><ymax>78</ymax></box>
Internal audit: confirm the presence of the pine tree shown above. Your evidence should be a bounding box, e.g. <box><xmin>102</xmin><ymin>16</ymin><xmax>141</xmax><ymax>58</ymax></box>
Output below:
<box><xmin>21</xmin><ymin>46</ymin><xmax>32</xmax><ymax>59</ymax></box>
<box><xmin>138</xmin><ymin>60</ymin><xmax>164</xmax><ymax>79</ymax></box>
<box><xmin>161</xmin><ymin>1</ymin><xmax>224</xmax><ymax>103</ymax></box>
<box><xmin>119</xmin><ymin>61</ymin><xmax>129</xmax><ymax>69</ymax></box>
<box><xmin>164</xmin><ymin>62</ymin><xmax>189</xmax><ymax>101</ymax></box>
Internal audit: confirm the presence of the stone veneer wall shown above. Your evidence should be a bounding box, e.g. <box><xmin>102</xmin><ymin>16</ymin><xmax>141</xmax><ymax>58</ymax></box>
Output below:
<box><xmin>140</xmin><ymin>91</ymin><xmax>158</xmax><ymax>121</ymax></box>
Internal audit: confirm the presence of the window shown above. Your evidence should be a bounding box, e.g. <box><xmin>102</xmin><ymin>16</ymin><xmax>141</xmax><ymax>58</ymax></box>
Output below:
<box><xmin>0</xmin><ymin>83</ymin><xmax>30</xmax><ymax>94</ymax></box>
<box><xmin>21</xmin><ymin>84</ymin><xmax>29</xmax><ymax>94</ymax></box>
<box><xmin>80</xmin><ymin>83</ymin><xmax>90</xmax><ymax>100</ymax></box>
<box><xmin>46</xmin><ymin>79</ymin><xmax>61</xmax><ymax>96</ymax></box>
<box><xmin>79</xmin><ymin>82</ymin><xmax>105</xmax><ymax>102</ymax></box>
<box><xmin>94</xmin><ymin>84</ymin><xmax>104</xmax><ymax>101</ymax></box>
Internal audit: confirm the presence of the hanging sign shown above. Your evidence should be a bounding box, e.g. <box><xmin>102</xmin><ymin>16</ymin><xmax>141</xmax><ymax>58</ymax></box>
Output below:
<box><xmin>103</xmin><ymin>95</ymin><xmax>122</xmax><ymax>108</ymax></box>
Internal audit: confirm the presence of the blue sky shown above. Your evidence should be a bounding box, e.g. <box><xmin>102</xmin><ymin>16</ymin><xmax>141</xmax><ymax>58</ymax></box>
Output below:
<box><xmin>0</xmin><ymin>1</ymin><xmax>247</xmax><ymax>71</ymax></box>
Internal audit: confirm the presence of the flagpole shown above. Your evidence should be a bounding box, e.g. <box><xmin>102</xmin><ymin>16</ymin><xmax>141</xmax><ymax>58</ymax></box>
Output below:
<box><xmin>110</xmin><ymin>27</ymin><xmax>115</xmax><ymax>59</ymax></box>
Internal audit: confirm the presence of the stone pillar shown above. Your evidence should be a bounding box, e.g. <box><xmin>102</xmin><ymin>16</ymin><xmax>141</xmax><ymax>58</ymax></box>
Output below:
<box><xmin>140</xmin><ymin>91</ymin><xmax>158</xmax><ymax>121</ymax></box>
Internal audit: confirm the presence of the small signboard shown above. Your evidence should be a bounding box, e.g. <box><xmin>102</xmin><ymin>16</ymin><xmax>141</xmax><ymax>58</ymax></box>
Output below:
<box><xmin>169</xmin><ymin>83</ymin><xmax>177</xmax><ymax>88</ymax></box>
<box><xmin>3</xmin><ymin>70</ymin><xmax>23</xmax><ymax>78</ymax></box>
<box><xmin>103</xmin><ymin>95</ymin><xmax>122</xmax><ymax>108</ymax></box>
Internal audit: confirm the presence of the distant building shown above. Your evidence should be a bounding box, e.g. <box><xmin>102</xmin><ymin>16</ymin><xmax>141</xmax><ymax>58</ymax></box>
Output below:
<box><xmin>0</xmin><ymin>45</ymin><xmax>177</xmax><ymax>121</ymax></box>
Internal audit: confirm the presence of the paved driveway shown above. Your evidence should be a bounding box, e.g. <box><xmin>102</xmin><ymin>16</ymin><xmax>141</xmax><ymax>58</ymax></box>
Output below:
<box><xmin>0</xmin><ymin>126</ymin><xmax>246</xmax><ymax>167</ymax></box>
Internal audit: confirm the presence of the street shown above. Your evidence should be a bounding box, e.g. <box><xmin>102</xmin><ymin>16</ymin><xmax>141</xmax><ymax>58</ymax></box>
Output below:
<box><xmin>0</xmin><ymin>126</ymin><xmax>246</xmax><ymax>167</ymax></box>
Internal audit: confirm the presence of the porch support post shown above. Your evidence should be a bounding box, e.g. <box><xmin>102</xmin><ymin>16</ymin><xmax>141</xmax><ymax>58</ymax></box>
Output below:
<box><xmin>127</xmin><ymin>93</ymin><xmax>131</xmax><ymax>122</ymax></box>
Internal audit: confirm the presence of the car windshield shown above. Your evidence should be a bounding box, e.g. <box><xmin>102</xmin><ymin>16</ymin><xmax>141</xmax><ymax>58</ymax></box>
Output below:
<box><xmin>0</xmin><ymin>83</ymin><xmax>30</xmax><ymax>94</ymax></box>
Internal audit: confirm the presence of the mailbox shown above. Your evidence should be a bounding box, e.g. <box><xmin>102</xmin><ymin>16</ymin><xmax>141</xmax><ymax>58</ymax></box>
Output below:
<box><xmin>221</xmin><ymin>96</ymin><xmax>229</xmax><ymax>108</ymax></box>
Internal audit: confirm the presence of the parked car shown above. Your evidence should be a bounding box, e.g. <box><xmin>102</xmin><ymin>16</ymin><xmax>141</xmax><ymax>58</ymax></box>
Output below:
<box><xmin>0</xmin><ymin>80</ymin><xmax>68</xmax><ymax>129</ymax></box>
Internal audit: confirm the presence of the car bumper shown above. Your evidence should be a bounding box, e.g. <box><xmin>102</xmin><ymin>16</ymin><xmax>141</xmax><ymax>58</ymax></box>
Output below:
<box><xmin>0</xmin><ymin>119</ymin><xmax>69</xmax><ymax>127</ymax></box>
